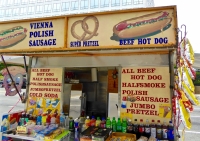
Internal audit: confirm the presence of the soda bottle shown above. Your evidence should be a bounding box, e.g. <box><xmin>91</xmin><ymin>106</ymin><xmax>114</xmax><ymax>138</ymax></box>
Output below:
<box><xmin>156</xmin><ymin>120</ymin><xmax>162</xmax><ymax>140</ymax></box>
<box><xmin>90</xmin><ymin>116</ymin><xmax>96</xmax><ymax>127</ymax></box>
<box><xmin>127</xmin><ymin>119</ymin><xmax>133</xmax><ymax>133</ymax></box>
<box><xmin>112</xmin><ymin>117</ymin><xmax>117</xmax><ymax>132</ymax></box>
<box><xmin>150</xmin><ymin>120</ymin><xmax>156</xmax><ymax>138</ymax></box>
<box><xmin>85</xmin><ymin>116</ymin><xmax>90</xmax><ymax>128</ymax></box>
<box><xmin>116</xmin><ymin>118</ymin><xmax>122</xmax><ymax>132</ymax></box>
<box><xmin>100</xmin><ymin>117</ymin><xmax>106</xmax><ymax>128</ymax></box>
<box><xmin>162</xmin><ymin>120</ymin><xmax>168</xmax><ymax>140</ymax></box>
<box><xmin>121</xmin><ymin>118</ymin><xmax>127</xmax><ymax>133</ymax></box>
<box><xmin>96</xmin><ymin>117</ymin><xmax>101</xmax><ymax>127</ymax></box>
<box><xmin>106</xmin><ymin>117</ymin><xmax>111</xmax><ymax>128</ymax></box>
<box><xmin>139</xmin><ymin>119</ymin><xmax>144</xmax><ymax>137</ymax></box>
<box><xmin>132</xmin><ymin>119</ymin><xmax>139</xmax><ymax>139</ymax></box>
<box><xmin>167</xmin><ymin>121</ymin><xmax>174</xmax><ymax>141</ymax></box>
<box><xmin>144</xmin><ymin>119</ymin><xmax>151</xmax><ymax>138</ymax></box>
<box><xmin>60</xmin><ymin>113</ymin><xmax>66</xmax><ymax>128</ymax></box>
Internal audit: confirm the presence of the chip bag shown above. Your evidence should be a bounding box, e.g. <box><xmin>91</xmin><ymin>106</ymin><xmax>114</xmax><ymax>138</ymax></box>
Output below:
<box><xmin>178</xmin><ymin>89</ymin><xmax>193</xmax><ymax>112</ymax></box>
<box><xmin>179</xmin><ymin>99</ymin><xmax>192</xmax><ymax>129</ymax></box>
<box><xmin>185</xmin><ymin>38</ymin><xmax>194</xmax><ymax>65</ymax></box>
<box><xmin>182</xmin><ymin>67</ymin><xmax>194</xmax><ymax>92</ymax></box>
<box><xmin>182</xmin><ymin>82</ymin><xmax>199</xmax><ymax>105</ymax></box>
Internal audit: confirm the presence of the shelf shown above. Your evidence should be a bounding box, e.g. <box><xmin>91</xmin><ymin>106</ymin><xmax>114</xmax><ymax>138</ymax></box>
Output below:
<box><xmin>3</xmin><ymin>133</ymin><xmax>38</xmax><ymax>141</ymax></box>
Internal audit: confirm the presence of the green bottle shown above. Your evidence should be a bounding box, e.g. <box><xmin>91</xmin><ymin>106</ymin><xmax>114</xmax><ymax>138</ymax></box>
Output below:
<box><xmin>106</xmin><ymin>117</ymin><xmax>111</xmax><ymax>128</ymax></box>
<box><xmin>122</xmin><ymin>118</ymin><xmax>127</xmax><ymax>133</ymax></box>
<box><xmin>112</xmin><ymin>117</ymin><xmax>117</xmax><ymax>132</ymax></box>
<box><xmin>116</xmin><ymin>118</ymin><xmax>122</xmax><ymax>132</ymax></box>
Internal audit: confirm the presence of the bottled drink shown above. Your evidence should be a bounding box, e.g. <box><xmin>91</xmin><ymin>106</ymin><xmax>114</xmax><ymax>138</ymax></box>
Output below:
<box><xmin>150</xmin><ymin>120</ymin><xmax>156</xmax><ymax>138</ymax></box>
<box><xmin>121</xmin><ymin>118</ymin><xmax>127</xmax><ymax>133</ymax></box>
<box><xmin>106</xmin><ymin>117</ymin><xmax>111</xmax><ymax>128</ymax></box>
<box><xmin>144</xmin><ymin>119</ymin><xmax>151</xmax><ymax>138</ymax></box>
<box><xmin>74</xmin><ymin>119</ymin><xmax>79</xmax><ymax>132</ymax></box>
<box><xmin>139</xmin><ymin>119</ymin><xmax>144</xmax><ymax>137</ymax></box>
<box><xmin>116</xmin><ymin>118</ymin><xmax>122</xmax><ymax>132</ymax></box>
<box><xmin>132</xmin><ymin>119</ymin><xmax>139</xmax><ymax>139</ymax></box>
<box><xmin>96</xmin><ymin>117</ymin><xmax>101</xmax><ymax>127</ymax></box>
<box><xmin>167</xmin><ymin>121</ymin><xmax>174</xmax><ymax>141</ymax></box>
<box><xmin>100</xmin><ymin>117</ymin><xmax>106</xmax><ymax>128</ymax></box>
<box><xmin>156</xmin><ymin>120</ymin><xmax>162</xmax><ymax>140</ymax></box>
<box><xmin>69</xmin><ymin>117</ymin><xmax>75</xmax><ymax>132</ymax></box>
<box><xmin>85</xmin><ymin>116</ymin><xmax>90</xmax><ymax>128</ymax></box>
<box><xmin>127</xmin><ymin>119</ymin><xmax>133</xmax><ymax>133</ymax></box>
<box><xmin>162</xmin><ymin>121</ymin><xmax>168</xmax><ymax>140</ymax></box>
<box><xmin>60</xmin><ymin>113</ymin><xmax>66</xmax><ymax>128</ymax></box>
<box><xmin>65</xmin><ymin>116</ymin><xmax>69</xmax><ymax>129</ymax></box>
<box><xmin>90</xmin><ymin>116</ymin><xmax>96</xmax><ymax>127</ymax></box>
<box><xmin>112</xmin><ymin>117</ymin><xmax>117</xmax><ymax>132</ymax></box>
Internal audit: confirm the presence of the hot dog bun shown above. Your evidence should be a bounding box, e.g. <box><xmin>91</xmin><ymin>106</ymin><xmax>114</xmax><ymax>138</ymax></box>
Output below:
<box><xmin>113</xmin><ymin>11</ymin><xmax>172</xmax><ymax>39</ymax></box>
<box><xmin>0</xmin><ymin>26</ymin><xmax>27</xmax><ymax>47</ymax></box>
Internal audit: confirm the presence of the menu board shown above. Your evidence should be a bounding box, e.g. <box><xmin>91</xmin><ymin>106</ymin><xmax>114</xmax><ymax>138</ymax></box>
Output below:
<box><xmin>27</xmin><ymin>68</ymin><xmax>63</xmax><ymax>116</ymax></box>
<box><xmin>120</xmin><ymin>67</ymin><xmax>171</xmax><ymax>123</ymax></box>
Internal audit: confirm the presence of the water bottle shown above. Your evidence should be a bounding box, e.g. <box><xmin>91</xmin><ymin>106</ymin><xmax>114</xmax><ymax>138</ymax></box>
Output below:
<box><xmin>60</xmin><ymin>113</ymin><xmax>66</xmax><ymax>128</ymax></box>
<box><xmin>167</xmin><ymin>121</ymin><xmax>174</xmax><ymax>141</ymax></box>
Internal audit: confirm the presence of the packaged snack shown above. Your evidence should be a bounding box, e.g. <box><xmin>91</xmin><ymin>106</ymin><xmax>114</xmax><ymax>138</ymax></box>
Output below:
<box><xmin>182</xmin><ymin>82</ymin><xmax>199</xmax><ymax>105</ymax></box>
<box><xmin>179</xmin><ymin>99</ymin><xmax>192</xmax><ymax>129</ymax></box>
<box><xmin>137</xmin><ymin>136</ymin><xmax>148</xmax><ymax>141</ymax></box>
<box><xmin>182</xmin><ymin>67</ymin><xmax>194</xmax><ymax>92</ymax></box>
<box><xmin>148</xmin><ymin>136</ymin><xmax>156</xmax><ymax>141</ymax></box>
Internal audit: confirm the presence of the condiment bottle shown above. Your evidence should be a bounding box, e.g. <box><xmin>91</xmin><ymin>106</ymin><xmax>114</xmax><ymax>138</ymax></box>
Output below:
<box><xmin>156</xmin><ymin>120</ymin><xmax>162</xmax><ymax>140</ymax></box>
<box><xmin>139</xmin><ymin>119</ymin><xmax>144</xmax><ymax>137</ymax></box>
<box><xmin>150</xmin><ymin>120</ymin><xmax>156</xmax><ymax>138</ymax></box>
<box><xmin>133</xmin><ymin>119</ymin><xmax>139</xmax><ymax>139</ymax></box>
<box><xmin>144</xmin><ymin>119</ymin><xmax>151</xmax><ymax>138</ymax></box>
<box><xmin>162</xmin><ymin>120</ymin><xmax>168</xmax><ymax>140</ymax></box>
<box><xmin>85</xmin><ymin>116</ymin><xmax>90</xmax><ymax>128</ymax></box>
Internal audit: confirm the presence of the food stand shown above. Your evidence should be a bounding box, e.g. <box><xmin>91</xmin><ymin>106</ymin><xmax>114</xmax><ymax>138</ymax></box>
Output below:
<box><xmin>0</xmin><ymin>5</ymin><xmax>198</xmax><ymax>141</ymax></box>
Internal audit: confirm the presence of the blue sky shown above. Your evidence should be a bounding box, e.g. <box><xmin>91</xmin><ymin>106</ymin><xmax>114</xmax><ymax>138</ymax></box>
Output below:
<box><xmin>154</xmin><ymin>0</ymin><xmax>199</xmax><ymax>53</ymax></box>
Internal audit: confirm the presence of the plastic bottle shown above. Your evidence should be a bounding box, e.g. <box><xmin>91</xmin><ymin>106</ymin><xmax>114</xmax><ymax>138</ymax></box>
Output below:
<box><xmin>74</xmin><ymin>118</ymin><xmax>79</xmax><ymax>132</ymax></box>
<box><xmin>46</xmin><ymin>114</ymin><xmax>51</xmax><ymax>126</ymax></box>
<box><xmin>96</xmin><ymin>117</ymin><xmax>101</xmax><ymax>127</ymax></box>
<box><xmin>132</xmin><ymin>119</ymin><xmax>139</xmax><ymax>139</ymax></box>
<box><xmin>116</xmin><ymin>118</ymin><xmax>122</xmax><ymax>132</ymax></box>
<box><xmin>144</xmin><ymin>119</ymin><xmax>151</xmax><ymax>138</ymax></box>
<box><xmin>90</xmin><ymin>116</ymin><xmax>96</xmax><ymax>127</ymax></box>
<box><xmin>139</xmin><ymin>119</ymin><xmax>144</xmax><ymax>137</ymax></box>
<box><xmin>60</xmin><ymin>113</ymin><xmax>66</xmax><ymax>128</ymax></box>
<box><xmin>156</xmin><ymin>120</ymin><xmax>162</xmax><ymax>140</ymax></box>
<box><xmin>150</xmin><ymin>120</ymin><xmax>156</xmax><ymax>138</ymax></box>
<box><xmin>65</xmin><ymin>116</ymin><xmax>69</xmax><ymax>129</ymax></box>
<box><xmin>85</xmin><ymin>116</ymin><xmax>90</xmax><ymax>128</ymax></box>
<box><xmin>100</xmin><ymin>117</ymin><xmax>106</xmax><ymax>128</ymax></box>
<box><xmin>36</xmin><ymin>114</ymin><xmax>42</xmax><ymax>125</ymax></box>
<box><xmin>127</xmin><ymin>119</ymin><xmax>133</xmax><ymax>133</ymax></box>
<box><xmin>167</xmin><ymin>121</ymin><xmax>174</xmax><ymax>141</ymax></box>
<box><xmin>112</xmin><ymin>117</ymin><xmax>117</xmax><ymax>132</ymax></box>
<box><xmin>121</xmin><ymin>118</ymin><xmax>127</xmax><ymax>133</ymax></box>
<box><xmin>69</xmin><ymin>117</ymin><xmax>75</xmax><ymax>132</ymax></box>
<box><xmin>106</xmin><ymin>117</ymin><xmax>111</xmax><ymax>128</ymax></box>
<box><xmin>162</xmin><ymin>120</ymin><xmax>168</xmax><ymax>140</ymax></box>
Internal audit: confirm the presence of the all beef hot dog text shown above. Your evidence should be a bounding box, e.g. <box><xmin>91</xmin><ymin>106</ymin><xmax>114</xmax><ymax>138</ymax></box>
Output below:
<box><xmin>29</xmin><ymin>21</ymin><xmax>56</xmax><ymax>47</ymax></box>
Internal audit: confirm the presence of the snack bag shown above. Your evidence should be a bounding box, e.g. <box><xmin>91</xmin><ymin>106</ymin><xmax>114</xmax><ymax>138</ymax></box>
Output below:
<box><xmin>185</xmin><ymin>38</ymin><xmax>194</xmax><ymax>65</ymax></box>
<box><xmin>182</xmin><ymin>67</ymin><xmax>194</xmax><ymax>92</ymax></box>
<box><xmin>178</xmin><ymin>89</ymin><xmax>193</xmax><ymax>112</ymax></box>
<box><xmin>179</xmin><ymin>99</ymin><xmax>192</xmax><ymax>129</ymax></box>
<box><xmin>182</xmin><ymin>82</ymin><xmax>199</xmax><ymax>106</ymax></box>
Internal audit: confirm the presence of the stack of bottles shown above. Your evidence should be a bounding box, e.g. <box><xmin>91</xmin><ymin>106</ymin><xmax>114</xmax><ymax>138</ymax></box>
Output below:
<box><xmin>82</xmin><ymin>116</ymin><xmax>174</xmax><ymax>141</ymax></box>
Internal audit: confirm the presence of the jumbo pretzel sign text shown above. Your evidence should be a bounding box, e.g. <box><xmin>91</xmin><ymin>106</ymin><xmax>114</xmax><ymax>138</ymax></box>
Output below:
<box><xmin>71</xmin><ymin>16</ymin><xmax>99</xmax><ymax>41</ymax></box>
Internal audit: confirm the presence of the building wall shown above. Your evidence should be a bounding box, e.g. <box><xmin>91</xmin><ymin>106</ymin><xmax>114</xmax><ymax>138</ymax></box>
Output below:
<box><xmin>0</xmin><ymin>0</ymin><xmax>154</xmax><ymax>21</ymax></box>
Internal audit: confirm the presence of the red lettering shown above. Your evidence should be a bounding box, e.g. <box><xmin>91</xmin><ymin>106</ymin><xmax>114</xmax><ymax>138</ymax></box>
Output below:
<box><xmin>40</xmin><ymin>69</ymin><xmax>50</xmax><ymax>72</ymax></box>
<box><xmin>122</xmin><ymin>69</ymin><xmax>135</xmax><ymax>73</ymax></box>
<box><xmin>37</xmin><ymin>73</ymin><xmax>45</xmax><ymax>76</ymax></box>
<box><xmin>131</xmin><ymin>75</ymin><xmax>145</xmax><ymax>80</ymax></box>
<box><xmin>137</xmin><ymin>68</ymin><xmax>156</xmax><ymax>73</ymax></box>
<box><xmin>44</xmin><ymin>93</ymin><xmax>58</xmax><ymax>98</ymax></box>
<box><xmin>147</xmin><ymin>75</ymin><xmax>162</xmax><ymax>80</ymax></box>
<box><xmin>44</xmin><ymin>78</ymin><xmax>58</xmax><ymax>81</ymax></box>
<box><xmin>29</xmin><ymin>93</ymin><xmax>42</xmax><ymax>97</ymax></box>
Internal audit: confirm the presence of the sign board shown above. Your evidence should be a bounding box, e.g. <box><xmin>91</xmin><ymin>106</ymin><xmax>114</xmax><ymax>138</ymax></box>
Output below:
<box><xmin>120</xmin><ymin>67</ymin><xmax>171</xmax><ymax>123</ymax></box>
<box><xmin>0</xmin><ymin>6</ymin><xmax>177</xmax><ymax>53</ymax></box>
<box><xmin>27</xmin><ymin>68</ymin><xmax>63</xmax><ymax>116</ymax></box>
<box><xmin>0</xmin><ymin>18</ymin><xmax>65</xmax><ymax>50</ymax></box>
<box><xmin>68</xmin><ymin>7</ymin><xmax>177</xmax><ymax>49</ymax></box>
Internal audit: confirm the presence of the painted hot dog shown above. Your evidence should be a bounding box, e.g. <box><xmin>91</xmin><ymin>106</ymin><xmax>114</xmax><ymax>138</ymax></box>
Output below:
<box><xmin>113</xmin><ymin>11</ymin><xmax>172</xmax><ymax>39</ymax></box>
<box><xmin>0</xmin><ymin>26</ymin><xmax>27</xmax><ymax>47</ymax></box>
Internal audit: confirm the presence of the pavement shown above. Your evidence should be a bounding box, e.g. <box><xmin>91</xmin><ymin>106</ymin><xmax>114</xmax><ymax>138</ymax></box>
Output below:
<box><xmin>0</xmin><ymin>88</ymin><xmax>199</xmax><ymax>140</ymax></box>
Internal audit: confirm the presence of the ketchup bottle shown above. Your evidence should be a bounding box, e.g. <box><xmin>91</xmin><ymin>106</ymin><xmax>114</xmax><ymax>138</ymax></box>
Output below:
<box><xmin>139</xmin><ymin>119</ymin><xmax>144</xmax><ymax>137</ymax></box>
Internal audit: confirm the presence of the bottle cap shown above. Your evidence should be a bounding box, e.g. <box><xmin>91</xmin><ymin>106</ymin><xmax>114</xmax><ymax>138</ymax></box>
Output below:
<box><xmin>152</xmin><ymin>120</ymin><xmax>155</xmax><ymax>122</ymax></box>
<box><xmin>92</xmin><ymin>116</ymin><xmax>95</xmax><ymax>119</ymax></box>
<box><xmin>140</xmin><ymin>119</ymin><xmax>143</xmax><ymax>122</ymax></box>
<box><xmin>134</xmin><ymin>119</ymin><xmax>137</xmax><ymax>121</ymax></box>
<box><xmin>87</xmin><ymin>116</ymin><xmax>89</xmax><ymax>119</ymax></box>
<box><xmin>158</xmin><ymin>120</ymin><xmax>160</xmax><ymax>123</ymax></box>
<box><xmin>113</xmin><ymin>117</ymin><xmax>115</xmax><ymax>120</ymax></box>
<box><xmin>97</xmin><ymin>117</ymin><xmax>100</xmax><ymax>120</ymax></box>
<box><xmin>128</xmin><ymin>119</ymin><xmax>131</xmax><ymax>122</ymax></box>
